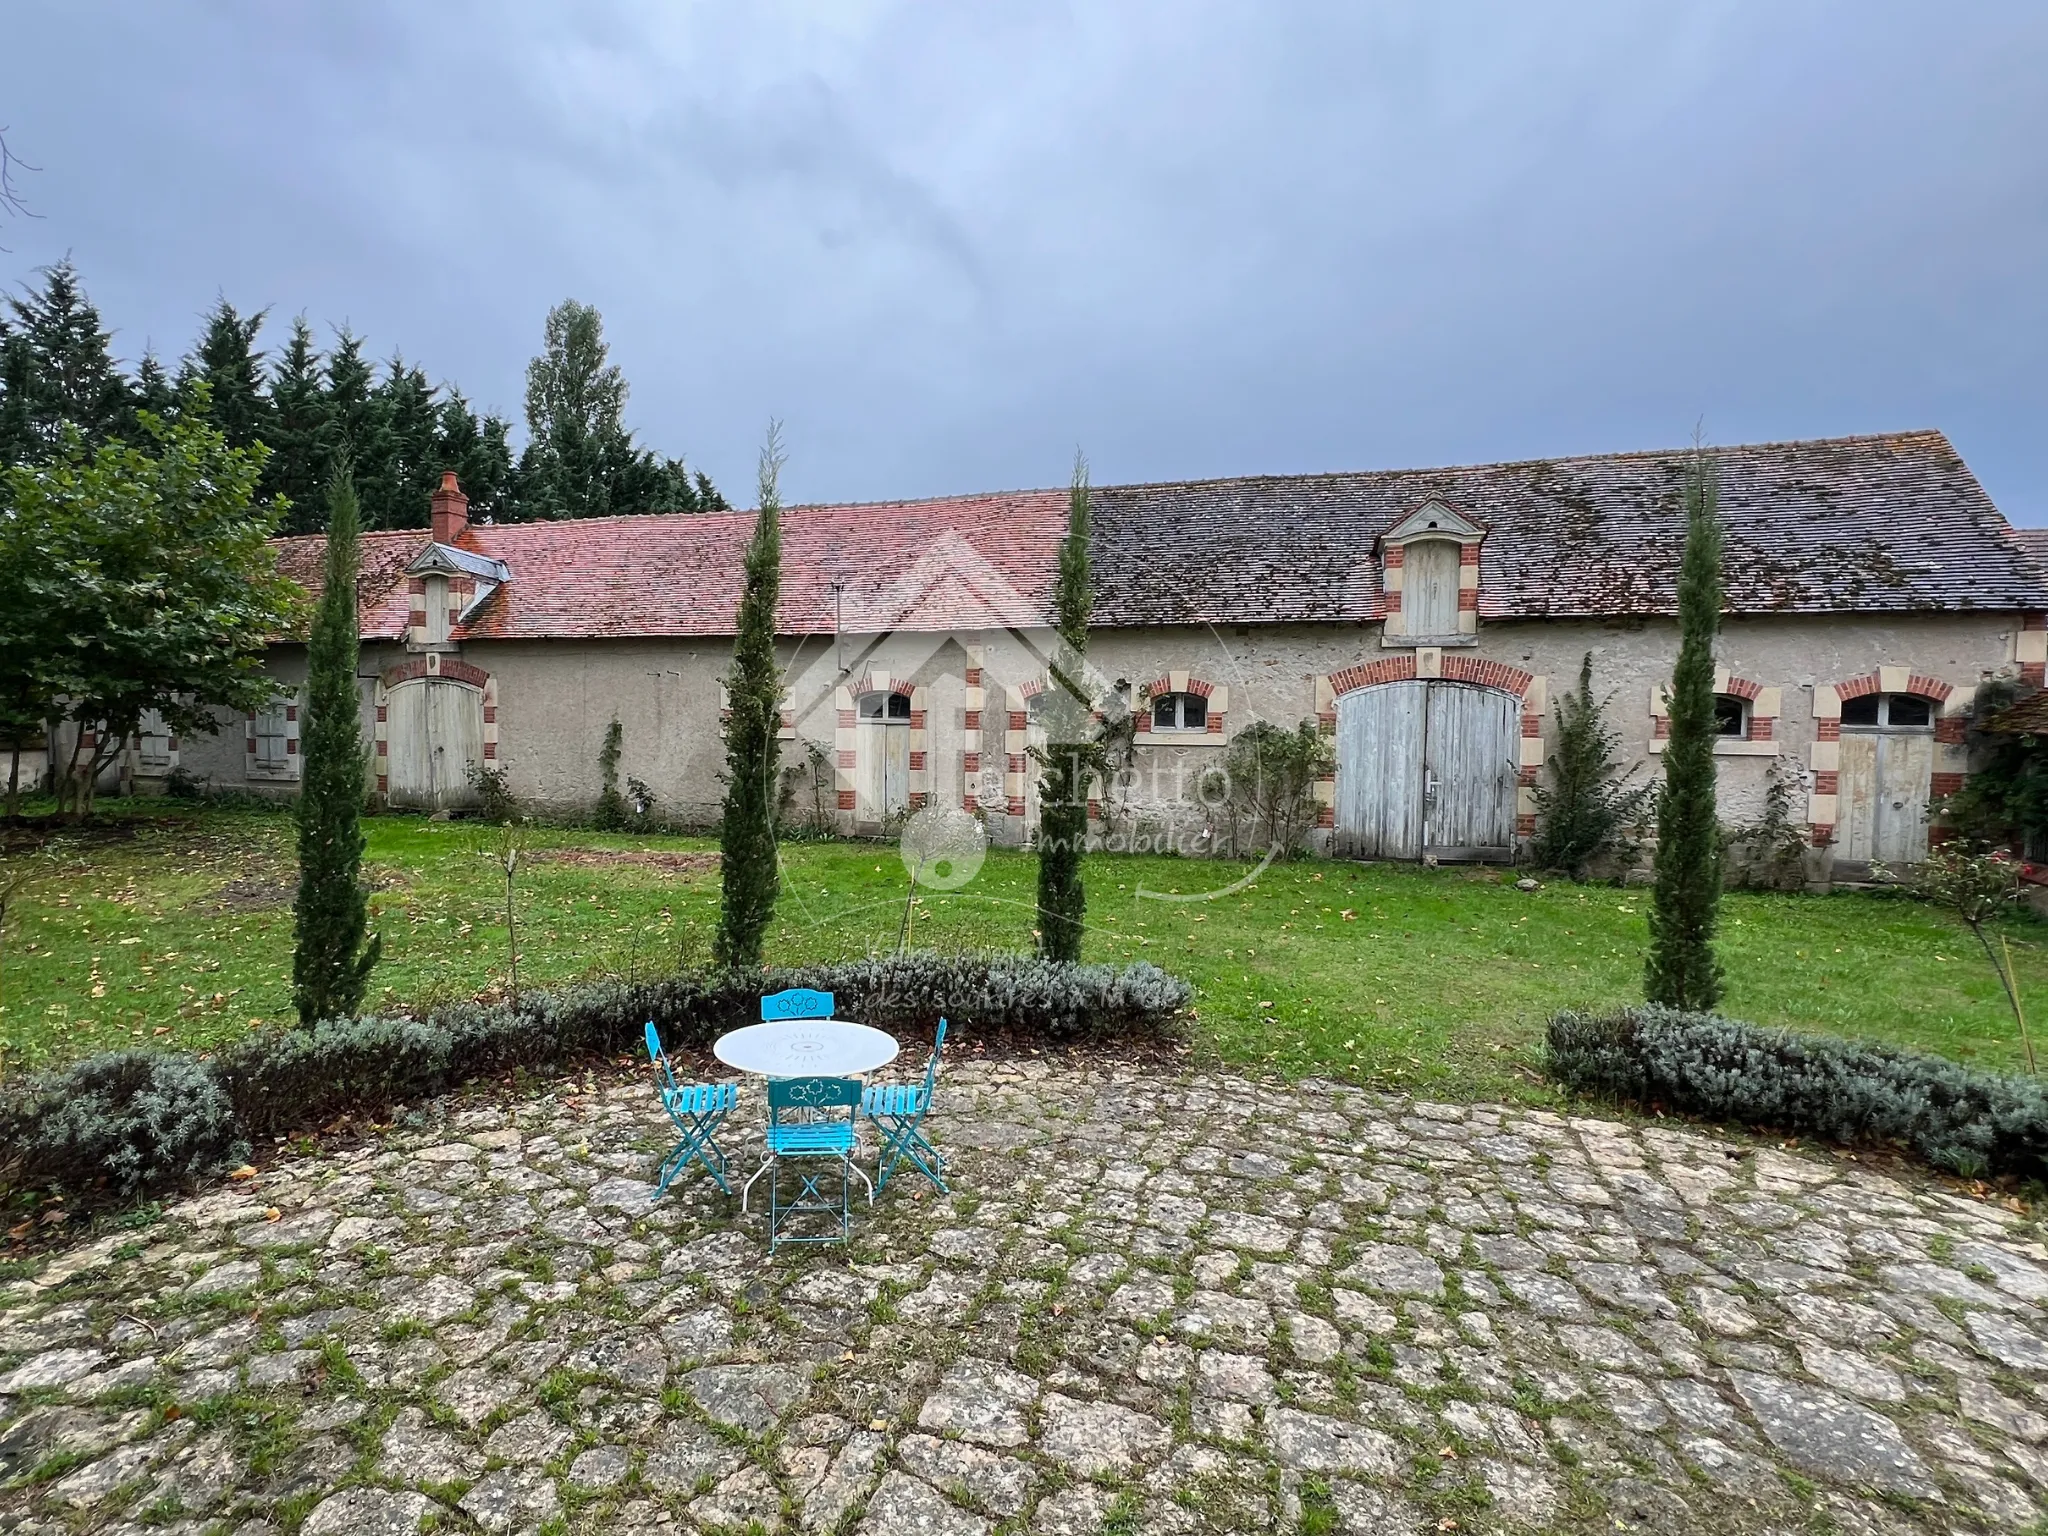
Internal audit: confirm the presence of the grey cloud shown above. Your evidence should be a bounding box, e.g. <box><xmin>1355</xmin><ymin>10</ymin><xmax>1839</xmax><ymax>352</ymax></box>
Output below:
<box><xmin>2</xmin><ymin>0</ymin><xmax>2044</xmax><ymax>521</ymax></box>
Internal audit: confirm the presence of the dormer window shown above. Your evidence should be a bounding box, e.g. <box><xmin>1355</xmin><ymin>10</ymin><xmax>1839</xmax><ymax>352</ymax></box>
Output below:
<box><xmin>1380</xmin><ymin>499</ymin><xmax>1484</xmax><ymax>647</ymax></box>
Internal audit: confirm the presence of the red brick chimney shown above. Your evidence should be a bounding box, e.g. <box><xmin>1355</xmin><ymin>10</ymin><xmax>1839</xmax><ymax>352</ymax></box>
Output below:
<box><xmin>431</xmin><ymin>471</ymin><xmax>470</xmax><ymax>544</ymax></box>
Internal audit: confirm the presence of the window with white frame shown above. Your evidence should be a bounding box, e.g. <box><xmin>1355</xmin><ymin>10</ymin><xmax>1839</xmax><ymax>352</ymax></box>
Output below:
<box><xmin>1840</xmin><ymin>693</ymin><xmax>1932</xmax><ymax>730</ymax></box>
<box><xmin>1150</xmin><ymin>691</ymin><xmax>1208</xmax><ymax>732</ymax></box>
<box><xmin>858</xmin><ymin>692</ymin><xmax>911</xmax><ymax>721</ymax></box>
<box><xmin>1713</xmin><ymin>694</ymin><xmax>1750</xmax><ymax>738</ymax></box>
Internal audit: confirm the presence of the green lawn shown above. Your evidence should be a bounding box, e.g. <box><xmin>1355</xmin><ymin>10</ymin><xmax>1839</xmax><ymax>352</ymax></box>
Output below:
<box><xmin>2</xmin><ymin>805</ymin><xmax>2043</xmax><ymax>1100</ymax></box>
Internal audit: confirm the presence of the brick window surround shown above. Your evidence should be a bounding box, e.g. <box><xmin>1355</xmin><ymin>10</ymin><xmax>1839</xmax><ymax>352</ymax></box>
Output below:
<box><xmin>832</xmin><ymin>671</ymin><xmax>929</xmax><ymax>816</ymax></box>
<box><xmin>1648</xmin><ymin>670</ymin><xmax>1781</xmax><ymax>757</ymax></box>
<box><xmin>1805</xmin><ymin>668</ymin><xmax>1970</xmax><ymax>849</ymax></box>
<box><xmin>1133</xmin><ymin>673</ymin><xmax>1229</xmax><ymax>743</ymax></box>
<box><xmin>1310</xmin><ymin>652</ymin><xmax>1547</xmax><ymax>836</ymax></box>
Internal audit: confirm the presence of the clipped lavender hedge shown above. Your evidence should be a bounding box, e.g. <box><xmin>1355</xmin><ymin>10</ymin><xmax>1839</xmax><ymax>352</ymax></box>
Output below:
<box><xmin>1</xmin><ymin>954</ymin><xmax>1191</xmax><ymax>1200</ymax></box>
<box><xmin>1547</xmin><ymin>1004</ymin><xmax>2048</xmax><ymax>1181</ymax></box>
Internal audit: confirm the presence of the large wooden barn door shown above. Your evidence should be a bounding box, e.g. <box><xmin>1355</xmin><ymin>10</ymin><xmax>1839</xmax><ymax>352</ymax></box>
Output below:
<box><xmin>1423</xmin><ymin>684</ymin><xmax>1519</xmax><ymax>859</ymax></box>
<box><xmin>1335</xmin><ymin>681</ymin><xmax>1516</xmax><ymax>861</ymax></box>
<box><xmin>386</xmin><ymin>679</ymin><xmax>484</xmax><ymax>810</ymax></box>
<box><xmin>1335</xmin><ymin>682</ymin><xmax>1427</xmax><ymax>859</ymax></box>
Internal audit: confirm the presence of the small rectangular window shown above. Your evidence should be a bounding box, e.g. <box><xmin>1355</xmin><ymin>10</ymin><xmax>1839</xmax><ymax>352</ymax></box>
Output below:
<box><xmin>858</xmin><ymin>693</ymin><xmax>911</xmax><ymax>721</ymax></box>
<box><xmin>1152</xmin><ymin>692</ymin><xmax>1208</xmax><ymax>731</ymax></box>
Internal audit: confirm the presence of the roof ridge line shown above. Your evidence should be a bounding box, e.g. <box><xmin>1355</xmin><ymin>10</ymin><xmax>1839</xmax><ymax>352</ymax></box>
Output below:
<box><xmin>1090</xmin><ymin>430</ymin><xmax>1952</xmax><ymax>498</ymax></box>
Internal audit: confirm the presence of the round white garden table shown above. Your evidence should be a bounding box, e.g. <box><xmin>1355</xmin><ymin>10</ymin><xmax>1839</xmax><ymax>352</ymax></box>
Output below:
<box><xmin>713</xmin><ymin>1019</ymin><xmax>900</xmax><ymax>1078</ymax></box>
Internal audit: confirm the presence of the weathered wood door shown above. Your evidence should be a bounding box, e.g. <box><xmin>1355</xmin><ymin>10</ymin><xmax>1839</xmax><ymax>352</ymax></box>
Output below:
<box><xmin>856</xmin><ymin>692</ymin><xmax>911</xmax><ymax>823</ymax></box>
<box><xmin>386</xmin><ymin>679</ymin><xmax>484</xmax><ymax>810</ymax></box>
<box><xmin>1837</xmin><ymin>730</ymin><xmax>1933</xmax><ymax>864</ymax></box>
<box><xmin>1402</xmin><ymin>539</ymin><xmax>1461</xmax><ymax>637</ymax></box>
<box><xmin>1423</xmin><ymin>683</ymin><xmax>1519</xmax><ymax>858</ymax></box>
<box><xmin>1335</xmin><ymin>681</ymin><xmax>1427</xmax><ymax>858</ymax></box>
<box><xmin>1335</xmin><ymin>681</ymin><xmax>1516</xmax><ymax>860</ymax></box>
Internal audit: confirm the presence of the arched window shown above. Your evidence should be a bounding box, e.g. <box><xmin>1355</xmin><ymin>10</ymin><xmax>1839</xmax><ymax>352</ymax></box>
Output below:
<box><xmin>1150</xmin><ymin>691</ymin><xmax>1208</xmax><ymax>732</ymax></box>
<box><xmin>1713</xmin><ymin>694</ymin><xmax>1750</xmax><ymax>737</ymax></box>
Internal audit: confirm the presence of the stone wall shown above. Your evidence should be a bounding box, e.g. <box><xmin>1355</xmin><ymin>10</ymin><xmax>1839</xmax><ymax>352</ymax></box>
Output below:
<box><xmin>163</xmin><ymin>609</ymin><xmax>2030</xmax><ymax>868</ymax></box>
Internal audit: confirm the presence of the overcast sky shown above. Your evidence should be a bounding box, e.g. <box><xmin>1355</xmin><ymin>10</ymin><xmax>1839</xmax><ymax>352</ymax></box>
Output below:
<box><xmin>5</xmin><ymin>2</ymin><xmax>2046</xmax><ymax>521</ymax></box>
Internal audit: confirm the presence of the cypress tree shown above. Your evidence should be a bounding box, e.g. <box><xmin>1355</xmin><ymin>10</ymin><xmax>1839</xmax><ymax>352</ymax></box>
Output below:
<box><xmin>1035</xmin><ymin>453</ymin><xmax>1093</xmax><ymax>963</ymax></box>
<box><xmin>292</xmin><ymin>465</ymin><xmax>382</xmax><ymax>1024</ymax></box>
<box><xmin>264</xmin><ymin>316</ymin><xmax>331</xmax><ymax>530</ymax></box>
<box><xmin>712</xmin><ymin>428</ymin><xmax>785</xmax><ymax>971</ymax></box>
<box><xmin>1646</xmin><ymin>446</ymin><xmax>1725</xmax><ymax>1010</ymax></box>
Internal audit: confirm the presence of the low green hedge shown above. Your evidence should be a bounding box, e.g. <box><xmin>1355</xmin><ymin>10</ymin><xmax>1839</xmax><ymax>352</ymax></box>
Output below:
<box><xmin>1547</xmin><ymin>1004</ymin><xmax>2048</xmax><ymax>1182</ymax></box>
<box><xmin>0</xmin><ymin>954</ymin><xmax>1190</xmax><ymax>1201</ymax></box>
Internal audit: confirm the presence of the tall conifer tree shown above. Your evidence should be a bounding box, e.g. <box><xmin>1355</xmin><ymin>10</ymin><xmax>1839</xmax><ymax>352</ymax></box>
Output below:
<box><xmin>435</xmin><ymin>392</ymin><xmax>515</xmax><ymax>523</ymax></box>
<box><xmin>1035</xmin><ymin>454</ymin><xmax>1093</xmax><ymax>963</ymax></box>
<box><xmin>713</xmin><ymin>428</ymin><xmax>785</xmax><ymax>971</ymax></box>
<box><xmin>183</xmin><ymin>298</ymin><xmax>270</xmax><ymax>451</ymax></box>
<box><xmin>323</xmin><ymin>329</ymin><xmax>379</xmax><ymax>484</ymax></box>
<box><xmin>264</xmin><ymin>317</ymin><xmax>331</xmax><ymax>530</ymax></box>
<box><xmin>132</xmin><ymin>351</ymin><xmax>179</xmax><ymax>420</ymax></box>
<box><xmin>361</xmin><ymin>356</ymin><xmax>440</xmax><ymax>528</ymax></box>
<box><xmin>292</xmin><ymin>465</ymin><xmax>381</xmax><ymax>1024</ymax></box>
<box><xmin>1646</xmin><ymin>445</ymin><xmax>1725</xmax><ymax>1010</ymax></box>
<box><xmin>4</xmin><ymin>260</ymin><xmax>135</xmax><ymax>454</ymax></box>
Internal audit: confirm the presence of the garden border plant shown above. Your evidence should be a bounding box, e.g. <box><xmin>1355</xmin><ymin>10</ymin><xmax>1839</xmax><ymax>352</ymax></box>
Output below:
<box><xmin>0</xmin><ymin>953</ymin><xmax>1191</xmax><ymax>1202</ymax></box>
<box><xmin>1546</xmin><ymin>1003</ymin><xmax>2048</xmax><ymax>1182</ymax></box>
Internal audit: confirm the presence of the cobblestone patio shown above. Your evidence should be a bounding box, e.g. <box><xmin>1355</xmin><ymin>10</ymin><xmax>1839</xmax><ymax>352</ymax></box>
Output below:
<box><xmin>2</xmin><ymin>1058</ymin><xmax>2046</xmax><ymax>1534</ymax></box>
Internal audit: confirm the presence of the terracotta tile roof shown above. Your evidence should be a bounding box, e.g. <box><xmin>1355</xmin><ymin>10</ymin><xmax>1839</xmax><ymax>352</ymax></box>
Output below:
<box><xmin>270</xmin><ymin>432</ymin><xmax>2047</xmax><ymax>643</ymax></box>
<box><xmin>270</xmin><ymin>529</ymin><xmax>426</xmax><ymax>641</ymax></box>
<box><xmin>1090</xmin><ymin>430</ymin><xmax>2048</xmax><ymax>623</ymax></box>
<box><xmin>276</xmin><ymin>492</ymin><xmax>1068</xmax><ymax>643</ymax></box>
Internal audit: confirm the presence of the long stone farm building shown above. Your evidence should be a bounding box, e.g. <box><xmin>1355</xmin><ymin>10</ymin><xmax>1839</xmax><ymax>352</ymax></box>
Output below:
<box><xmin>137</xmin><ymin>430</ymin><xmax>2048</xmax><ymax>881</ymax></box>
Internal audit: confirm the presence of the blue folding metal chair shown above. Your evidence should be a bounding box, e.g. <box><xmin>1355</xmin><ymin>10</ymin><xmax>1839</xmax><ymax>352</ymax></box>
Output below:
<box><xmin>761</xmin><ymin>987</ymin><xmax>834</xmax><ymax>1021</ymax></box>
<box><xmin>864</xmin><ymin>1018</ymin><xmax>949</xmax><ymax>1193</ymax></box>
<box><xmin>644</xmin><ymin>1021</ymin><xmax>738</xmax><ymax>1199</ymax></box>
<box><xmin>742</xmin><ymin>1076</ymin><xmax>874</xmax><ymax>1250</ymax></box>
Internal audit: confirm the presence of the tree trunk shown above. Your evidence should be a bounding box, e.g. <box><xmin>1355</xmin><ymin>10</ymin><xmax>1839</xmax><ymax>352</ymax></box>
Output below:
<box><xmin>58</xmin><ymin>725</ymin><xmax>87</xmax><ymax>821</ymax></box>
